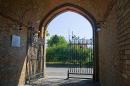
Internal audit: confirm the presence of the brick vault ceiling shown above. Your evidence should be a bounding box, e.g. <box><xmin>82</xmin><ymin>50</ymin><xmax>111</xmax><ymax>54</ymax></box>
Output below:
<box><xmin>0</xmin><ymin>0</ymin><xmax>113</xmax><ymax>27</ymax></box>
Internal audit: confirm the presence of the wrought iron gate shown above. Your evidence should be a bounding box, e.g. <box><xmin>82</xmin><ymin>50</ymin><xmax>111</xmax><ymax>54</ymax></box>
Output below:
<box><xmin>26</xmin><ymin>27</ymin><xmax>44</xmax><ymax>84</ymax></box>
<box><xmin>67</xmin><ymin>38</ymin><xmax>94</xmax><ymax>79</ymax></box>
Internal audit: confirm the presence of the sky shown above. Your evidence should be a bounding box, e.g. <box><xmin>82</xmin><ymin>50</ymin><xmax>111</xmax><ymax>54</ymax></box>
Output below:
<box><xmin>47</xmin><ymin>11</ymin><xmax>93</xmax><ymax>40</ymax></box>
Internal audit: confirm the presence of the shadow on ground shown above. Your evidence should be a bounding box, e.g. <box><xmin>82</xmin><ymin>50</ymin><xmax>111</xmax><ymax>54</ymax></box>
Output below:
<box><xmin>32</xmin><ymin>78</ymin><xmax>101</xmax><ymax>86</ymax></box>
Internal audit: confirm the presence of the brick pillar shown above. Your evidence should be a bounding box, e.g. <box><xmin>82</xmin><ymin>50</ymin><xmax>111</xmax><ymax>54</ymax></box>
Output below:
<box><xmin>125</xmin><ymin>50</ymin><xmax>130</xmax><ymax>86</ymax></box>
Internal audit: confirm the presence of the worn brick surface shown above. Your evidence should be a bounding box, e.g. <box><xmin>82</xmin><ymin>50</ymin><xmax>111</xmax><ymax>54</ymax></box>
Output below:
<box><xmin>0</xmin><ymin>0</ymin><xmax>129</xmax><ymax>86</ymax></box>
<box><xmin>0</xmin><ymin>15</ymin><xmax>28</xmax><ymax>86</ymax></box>
<box><xmin>99</xmin><ymin>0</ymin><xmax>130</xmax><ymax>86</ymax></box>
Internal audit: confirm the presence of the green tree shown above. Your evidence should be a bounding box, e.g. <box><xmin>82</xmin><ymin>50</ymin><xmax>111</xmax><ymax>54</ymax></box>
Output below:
<box><xmin>46</xmin><ymin>35</ymin><xmax>93</xmax><ymax>66</ymax></box>
<box><xmin>47</xmin><ymin>35</ymin><xmax>67</xmax><ymax>47</ymax></box>
<box><xmin>46</xmin><ymin>35</ymin><xmax>68</xmax><ymax>63</ymax></box>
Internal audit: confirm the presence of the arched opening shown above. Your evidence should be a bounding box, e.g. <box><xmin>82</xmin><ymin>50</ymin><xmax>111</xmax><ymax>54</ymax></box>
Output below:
<box><xmin>39</xmin><ymin>3</ymin><xmax>99</xmax><ymax>82</ymax></box>
<box><xmin>46</xmin><ymin>11</ymin><xmax>93</xmax><ymax>79</ymax></box>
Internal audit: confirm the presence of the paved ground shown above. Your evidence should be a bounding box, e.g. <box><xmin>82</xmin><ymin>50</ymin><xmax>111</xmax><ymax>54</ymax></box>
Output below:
<box><xmin>46</xmin><ymin>66</ymin><xmax>93</xmax><ymax>79</ymax></box>
<box><xmin>46</xmin><ymin>67</ymin><xmax>68</xmax><ymax>79</ymax></box>
<box><xmin>31</xmin><ymin>66</ymin><xmax>100</xmax><ymax>86</ymax></box>
<box><xmin>32</xmin><ymin>78</ymin><xmax>101</xmax><ymax>86</ymax></box>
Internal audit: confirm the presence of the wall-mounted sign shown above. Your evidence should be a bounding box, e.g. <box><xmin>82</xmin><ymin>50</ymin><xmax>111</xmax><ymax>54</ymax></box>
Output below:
<box><xmin>11</xmin><ymin>35</ymin><xmax>21</xmax><ymax>47</ymax></box>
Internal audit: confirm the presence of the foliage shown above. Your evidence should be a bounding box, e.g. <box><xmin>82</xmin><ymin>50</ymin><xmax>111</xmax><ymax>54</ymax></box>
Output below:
<box><xmin>46</xmin><ymin>35</ymin><xmax>93</xmax><ymax>65</ymax></box>
<box><xmin>47</xmin><ymin>35</ymin><xmax>67</xmax><ymax>47</ymax></box>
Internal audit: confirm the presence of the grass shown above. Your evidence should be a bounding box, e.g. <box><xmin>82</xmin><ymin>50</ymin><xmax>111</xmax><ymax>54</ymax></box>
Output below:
<box><xmin>46</xmin><ymin>62</ymin><xmax>65</xmax><ymax>64</ymax></box>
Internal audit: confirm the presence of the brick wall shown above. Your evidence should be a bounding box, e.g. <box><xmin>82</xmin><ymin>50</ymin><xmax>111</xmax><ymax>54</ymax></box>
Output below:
<box><xmin>99</xmin><ymin>0</ymin><xmax>130</xmax><ymax>86</ymax></box>
<box><xmin>117</xmin><ymin>0</ymin><xmax>130</xmax><ymax>85</ymax></box>
<box><xmin>0</xmin><ymin>15</ymin><xmax>27</xmax><ymax>86</ymax></box>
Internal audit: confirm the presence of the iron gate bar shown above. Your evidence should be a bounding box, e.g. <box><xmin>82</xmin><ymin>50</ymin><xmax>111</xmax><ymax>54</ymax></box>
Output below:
<box><xmin>67</xmin><ymin>38</ymin><xmax>94</xmax><ymax>79</ymax></box>
<box><xmin>26</xmin><ymin>29</ymin><xmax>43</xmax><ymax>84</ymax></box>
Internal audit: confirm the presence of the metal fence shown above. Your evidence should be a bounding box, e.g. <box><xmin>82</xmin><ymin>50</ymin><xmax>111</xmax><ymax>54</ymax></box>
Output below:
<box><xmin>67</xmin><ymin>38</ymin><xmax>94</xmax><ymax>79</ymax></box>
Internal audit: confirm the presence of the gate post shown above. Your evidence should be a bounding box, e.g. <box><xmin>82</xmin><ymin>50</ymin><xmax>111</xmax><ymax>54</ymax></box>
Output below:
<box><xmin>93</xmin><ymin>23</ymin><xmax>100</xmax><ymax>81</ymax></box>
<box><xmin>42</xmin><ymin>27</ymin><xmax>47</xmax><ymax>79</ymax></box>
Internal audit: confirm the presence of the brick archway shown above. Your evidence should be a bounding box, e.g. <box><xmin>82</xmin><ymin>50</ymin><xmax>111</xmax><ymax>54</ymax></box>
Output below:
<box><xmin>39</xmin><ymin>3</ymin><xmax>96</xmax><ymax>32</ymax></box>
<box><xmin>39</xmin><ymin>3</ymin><xmax>99</xmax><ymax>81</ymax></box>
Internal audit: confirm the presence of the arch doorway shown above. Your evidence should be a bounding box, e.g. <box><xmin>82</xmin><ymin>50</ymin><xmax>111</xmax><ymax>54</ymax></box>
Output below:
<box><xmin>39</xmin><ymin>3</ymin><xmax>99</xmax><ymax>81</ymax></box>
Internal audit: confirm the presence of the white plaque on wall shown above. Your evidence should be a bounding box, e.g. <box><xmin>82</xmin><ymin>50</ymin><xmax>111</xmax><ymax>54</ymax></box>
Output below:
<box><xmin>11</xmin><ymin>35</ymin><xmax>20</xmax><ymax>47</ymax></box>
